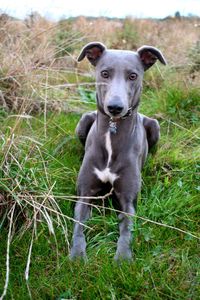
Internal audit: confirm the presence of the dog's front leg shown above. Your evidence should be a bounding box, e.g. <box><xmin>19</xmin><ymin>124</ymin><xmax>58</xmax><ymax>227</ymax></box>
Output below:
<box><xmin>114</xmin><ymin>172</ymin><xmax>141</xmax><ymax>261</ymax></box>
<box><xmin>114</xmin><ymin>198</ymin><xmax>135</xmax><ymax>261</ymax></box>
<box><xmin>70</xmin><ymin>199</ymin><xmax>91</xmax><ymax>260</ymax></box>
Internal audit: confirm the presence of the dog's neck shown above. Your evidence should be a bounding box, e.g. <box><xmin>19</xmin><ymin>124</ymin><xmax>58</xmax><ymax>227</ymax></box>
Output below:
<box><xmin>96</xmin><ymin>93</ymin><xmax>139</xmax><ymax>137</ymax></box>
<box><xmin>96</xmin><ymin>108</ymin><xmax>137</xmax><ymax>138</ymax></box>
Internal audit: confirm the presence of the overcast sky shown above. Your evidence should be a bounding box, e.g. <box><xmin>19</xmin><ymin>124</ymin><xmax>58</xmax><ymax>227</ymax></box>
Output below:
<box><xmin>0</xmin><ymin>0</ymin><xmax>200</xmax><ymax>20</ymax></box>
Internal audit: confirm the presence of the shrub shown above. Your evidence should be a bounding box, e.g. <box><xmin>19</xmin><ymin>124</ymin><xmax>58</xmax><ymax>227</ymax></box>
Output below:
<box><xmin>111</xmin><ymin>17</ymin><xmax>139</xmax><ymax>49</ymax></box>
<box><xmin>53</xmin><ymin>19</ymin><xmax>83</xmax><ymax>57</ymax></box>
<box><xmin>189</xmin><ymin>40</ymin><xmax>200</xmax><ymax>72</ymax></box>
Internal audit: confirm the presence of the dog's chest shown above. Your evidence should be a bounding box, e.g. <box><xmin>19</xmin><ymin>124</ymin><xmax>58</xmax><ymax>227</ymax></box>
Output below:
<box><xmin>94</xmin><ymin>131</ymin><xmax>119</xmax><ymax>184</ymax></box>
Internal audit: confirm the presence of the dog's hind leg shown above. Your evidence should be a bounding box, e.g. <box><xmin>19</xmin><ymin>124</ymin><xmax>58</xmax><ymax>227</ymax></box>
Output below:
<box><xmin>142</xmin><ymin>116</ymin><xmax>160</xmax><ymax>151</ymax></box>
<box><xmin>75</xmin><ymin>111</ymin><xmax>97</xmax><ymax>146</ymax></box>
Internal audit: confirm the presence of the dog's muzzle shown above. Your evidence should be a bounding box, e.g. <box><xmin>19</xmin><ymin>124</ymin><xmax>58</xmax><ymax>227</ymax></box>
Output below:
<box><xmin>107</xmin><ymin>104</ymin><xmax>124</xmax><ymax>116</ymax></box>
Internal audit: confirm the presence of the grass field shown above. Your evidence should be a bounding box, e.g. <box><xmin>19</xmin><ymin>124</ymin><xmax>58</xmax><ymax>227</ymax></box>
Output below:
<box><xmin>0</xmin><ymin>14</ymin><xmax>200</xmax><ymax>299</ymax></box>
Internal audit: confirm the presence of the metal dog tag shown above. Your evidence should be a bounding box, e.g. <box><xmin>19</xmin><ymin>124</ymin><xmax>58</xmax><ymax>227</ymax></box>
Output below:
<box><xmin>109</xmin><ymin>120</ymin><xmax>117</xmax><ymax>134</ymax></box>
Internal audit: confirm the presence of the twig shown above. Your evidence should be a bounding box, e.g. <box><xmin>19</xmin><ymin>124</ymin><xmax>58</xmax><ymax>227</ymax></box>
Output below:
<box><xmin>20</xmin><ymin>195</ymin><xmax>92</xmax><ymax>229</ymax></box>
<box><xmin>24</xmin><ymin>227</ymin><xmax>34</xmax><ymax>300</ymax></box>
<box><xmin>25</xmin><ymin>228</ymin><xmax>34</xmax><ymax>281</ymax></box>
<box><xmin>44</xmin><ymin>71</ymin><xmax>48</xmax><ymax>139</ymax></box>
<box><xmin>0</xmin><ymin>203</ymin><xmax>16</xmax><ymax>300</ymax></box>
<box><xmin>17</xmin><ymin>188</ymin><xmax>200</xmax><ymax>241</ymax></box>
<box><xmin>45</xmin><ymin>188</ymin><xmax>114</xmax><ymax>200</ymax></box>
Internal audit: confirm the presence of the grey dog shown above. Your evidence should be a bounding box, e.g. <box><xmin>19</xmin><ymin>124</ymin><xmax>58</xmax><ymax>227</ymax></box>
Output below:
<box><xmin>70</xmin><ymin>42</ymin><xmax>166</xmax><ymax>260</ymax></box>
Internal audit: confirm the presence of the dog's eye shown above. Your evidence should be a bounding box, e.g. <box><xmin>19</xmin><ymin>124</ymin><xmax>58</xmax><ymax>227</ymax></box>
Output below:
<box><xmin>128</xmin><ymin>73</ymin><xmax>137</xmax><ymax>81</ymax></box>
<box><xmin>101</xmin><ymin>70</ymin><xmax>109</xmax><ymax>78</ymax></box>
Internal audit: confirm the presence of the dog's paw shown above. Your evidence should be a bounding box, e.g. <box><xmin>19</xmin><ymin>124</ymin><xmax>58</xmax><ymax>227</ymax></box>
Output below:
<box><xmin>114</xmin><ymin>248</ymin><xmax>133</xmax><ymax>262</ymax></box>
<box><xmin>69</xmin><ymin>246</ymin><xmax>87</xmax><ymax>261</ymax></box>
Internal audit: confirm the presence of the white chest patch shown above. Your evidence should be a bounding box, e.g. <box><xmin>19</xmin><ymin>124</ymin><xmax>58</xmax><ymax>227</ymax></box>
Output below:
<box><xmin>94</xmin><ymin>131</ymin><xmax>119</xmax><ymax>185</ymax></box>
<box><xmin>94</xmin><ymin>167</ymin><xmax>118</xmax><ymax>184</ymax></box>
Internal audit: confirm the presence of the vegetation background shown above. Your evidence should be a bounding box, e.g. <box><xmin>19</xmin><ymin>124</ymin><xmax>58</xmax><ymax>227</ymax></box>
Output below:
<box><xmin>0</xmin><ymin>12</ymin><xmax>200</xmax><ymax>299</ymax></box>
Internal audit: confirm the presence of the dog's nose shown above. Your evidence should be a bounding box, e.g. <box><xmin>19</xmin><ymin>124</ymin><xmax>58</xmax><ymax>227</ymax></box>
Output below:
<box><xmin>107</xmin><ymin>104</ymin><xmax>123</xmax><ymax>115</ymax></box>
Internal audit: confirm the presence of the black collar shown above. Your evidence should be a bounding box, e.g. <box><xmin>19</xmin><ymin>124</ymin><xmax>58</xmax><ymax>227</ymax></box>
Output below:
<box><xmin>121</xmin><ymin>100</ymin><xmax>140</xmax><ymax>119</ymax></box>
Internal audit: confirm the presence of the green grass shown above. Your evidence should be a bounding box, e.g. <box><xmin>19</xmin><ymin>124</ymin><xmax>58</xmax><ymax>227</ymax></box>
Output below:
<box><xmin>0</xmin><ymin>80</ymin><xmax>200</xmax><ymax>299</ymax></box>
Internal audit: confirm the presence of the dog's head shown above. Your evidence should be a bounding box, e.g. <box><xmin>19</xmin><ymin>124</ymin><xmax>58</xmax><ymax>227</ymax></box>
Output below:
<box><xmin>78</xmin><ymin>42</ymin><xmax>167</xmax><ymax>119</ymax></box>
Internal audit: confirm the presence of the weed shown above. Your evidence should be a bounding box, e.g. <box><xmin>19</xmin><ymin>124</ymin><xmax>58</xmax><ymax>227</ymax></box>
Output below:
<box><xmin>78</xmin><ymin>87</ymin><xmax>96</xmax><ymax>104</ymax></box>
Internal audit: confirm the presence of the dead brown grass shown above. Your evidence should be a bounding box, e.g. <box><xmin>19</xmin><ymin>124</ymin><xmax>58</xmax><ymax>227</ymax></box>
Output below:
<box><xmin>0</xmin><ymin>14</ymin><xmax>199</xmax><ymax>112</ymax></box>
<box><xmin>71</xmin><ymin>16</ymin><xmax>200</xmax><ymax>64</ymax></box>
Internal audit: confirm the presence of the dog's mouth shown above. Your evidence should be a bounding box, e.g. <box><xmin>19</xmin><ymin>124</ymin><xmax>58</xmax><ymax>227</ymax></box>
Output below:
<box><xmin>106</xmin><ymin>107</ymin><xmax>129</xmax><ymax>119</ymax></box>
<box><xmin>107</xmin><ymin>107</ymin><xmax>132</xmax><ymax>120</ymax></box>
<box><xmin>113</xmin><ymin>108</ymin><xmax>133</xmax><ymax>119</ymax></box>
<box><xmin>109</xmin><ymin>115</ymin><xmax>121</xmax><ymax>121</ymax></box>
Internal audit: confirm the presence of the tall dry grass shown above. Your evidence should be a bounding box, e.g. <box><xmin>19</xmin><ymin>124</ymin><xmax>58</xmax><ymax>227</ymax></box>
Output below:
<box><xmin>72</xmin><ymin>16</ymin><xmax>200</xmax><ymax>64</ymax></box>
<box><xmin>0</xmin><ymin>14</ymin><xmax>199</xmax><ymax>112</ymax></box>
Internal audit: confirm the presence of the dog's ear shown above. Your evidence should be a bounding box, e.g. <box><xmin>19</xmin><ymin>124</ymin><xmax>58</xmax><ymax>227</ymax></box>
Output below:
<box><xmin>77</xmin><ymin>42</ymin><xmax>106</xmax><ymax>66</ymax></box>
<box><xmin>137</xmin><ymin>46</ymin><xmax>167</xmax><ymax>71</ymax></box>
